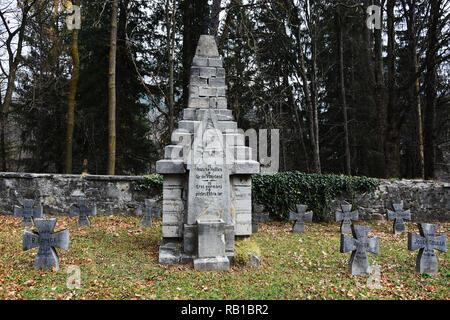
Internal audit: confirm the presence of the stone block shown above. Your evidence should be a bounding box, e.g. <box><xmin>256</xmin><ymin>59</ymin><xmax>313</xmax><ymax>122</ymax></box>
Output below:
<box><xmin>189</xmin><ymin>97</ymin><xmax>210</xmax><ymax>109</ymax></box>
<box><xmin>159</xmin><ymin>248</ymin><xmax>181</xmax><ymax>264</ymax></box>
<box><xmin>189</xmin><ymin>75</ymin><xmax>208</xmax><ymax>86</ymax></box>
<box><xmin>208</xmin><ymin>58</ymin><xmax>223</xmax><ymax>67</ymax></box>
<box><xmin>209</xmin><ymin>77</ymin><xmax>226</xmax><ymax>87</ymax></box>
<box><xmin>225</xmin><ymin>224</ymin><xmax>235</xmax><ymax>253</ymax></box>
<box><xmin>199</xmin><ymin>87</ymin><xmax>217</xmax><ymax>97</ymax></box>
<box><xmin>193</xmin><ymin>57</ymin><xmax>208</xmax><ymax>67</ymax></box>
<box><xmin>163</xmin><ymin>199</ymin><xmax>184</xmax><ymax>213</ymax></box>
<box><xmin>162</xmin><ymin>224</ymin><xmax>183</xmax><ymax>238</ymax></box>
<box><xmin>216</xmin><ymin>68</ymin><xmax>226</xmax><ymax>78</ymax></box>
<box><xmin>156</xmin><ymin>160</ymin><xmax>186</xmax><ymax>174</ymax></box>
<box><xmin>183</xmin><ymin>108</ymin><xmax>195</xmax><ymax>120</ymax></box>
<box><xmin>164</xmin><ymin>145</ymin><xmax>183</xmax><ymax>160</ymax></box>
<box><xmin>216</xmin><ymin>87</ymin><xmax>227</xmax><ymax>97</ymax></box>
<box><xmin>183</xmin><ymin>224</ymin><xmax>197</xmax><ymax>255</ymax></box>
<box><xmin>224</xmin><ymin>133</ymin><xmax>245</xmax><ymax>146</ymax></box>
<box><xmin>216</xmin><ymin>97</ymin><xmax>227</xmax><ymax>109</ymax></box>
<box><xmin>197</xmin><ymin>220</ymin><xmax>226</xmax><ymax>258</ymax></box>
<box><xmin>234</xmin><ymin>221</ymin><xmax>252</xmax><ymax>236</ymax></box>
<box><xmin>190</xmin><ymin>67</ymin><xmax>200</xmax><ymax>76</ymax></box>
<box><xmin>199</xmin><ymin>67</ymin><xmax>217</xmax><ymax>78</ymax></box>
<box><xmin>233</xmin><ymin>160</ymin><xmax>260</xmax><ymax>174</ymax></box>
<box><xmin>195</xmin><ymin>35</ymin><xmax>220</xmax><ymax>57</ymax></box>
<box><xmin>209</xmin><ymin>97</ymin><xmax>217</xmax><ymax>108</ymax></box>
<box><xmin>194</xmin><ymin>256</ymin><xmax>230</xmax><ymax>271</ymax></box>
<box><xmin>163</xmin><ymin>186</ymin><xmax>182</xmax><ymax>200</ymax></box>
<box><xmin>218</xmin><ymin>121</ymin><xmax>237</xmax><ymax>132</ymax></box>
<box><xmin>178</xmin><ymin>120</ymin><xmax>198</xmax><ymax>132</ymax></box>
<box><xmin>171</xmin><ymin>130</ymin><xmax>191</xmax><ymax>145</ymax></box>
<box><xmin>162</xmin><ymin>211</ymin><xmax>182</xmax><ymax>225</ymax></box>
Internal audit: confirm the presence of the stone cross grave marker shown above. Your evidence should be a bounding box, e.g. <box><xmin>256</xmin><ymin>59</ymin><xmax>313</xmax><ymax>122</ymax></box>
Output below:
<box><xmin>69</xmin><ymin>199</ymin><xmax>97</xmax><ymax>226</ymax></box>
<box><xmin>335</xmin><ymin>202</ymin><xmax>359</xmax><ymax>234</ymax></box>
<box><xmin>136</xmin><ymin>199</ymin><xmax>161</xmax><ymax>227</ymax></box>
<box><xmin>252</xmin><ymin>204</ymin><xmax>269</xmax><ymax>233</ymax></box>
<box><xmin>14</xmin><ymin>199</ymin><xmax>43</xmax><ymax>227</ymax></box>
<box><xmin>340</xmin><ymin>225</ymin><xmax>380</xmax><ymax>276</ymax></box>
<box><xmin>289</xmin><ymin>204</ymin><xmax>313</xmax><ymax>233</ymax></box>
<box><xmin>23</xmin><ymin>218</ymin><xmax>70</xmax><ymax>270</ymax></box>
<box><xmin>387</xmin><ymin>201</ymin><xmax>411</xmax><ymax>234</ymax></box>
<box><xmin>408</xmin><ymin>223</ymin><xmax>447</xmax><ymax>274</ymax></box>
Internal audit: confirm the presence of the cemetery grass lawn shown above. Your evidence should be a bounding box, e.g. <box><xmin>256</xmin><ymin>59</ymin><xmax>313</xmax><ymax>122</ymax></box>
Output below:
<box><xmin>0</xmin><ymin>215</ymin><xmax>448</xmax><ymax>300</ymax></box>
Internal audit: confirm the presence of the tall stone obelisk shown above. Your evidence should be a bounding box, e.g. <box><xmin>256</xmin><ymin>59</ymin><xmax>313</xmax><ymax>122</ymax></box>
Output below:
<box><xmin>156</xmin><ymin>35</ymin><xmax>260</xmax><ymax>271</ymax></box>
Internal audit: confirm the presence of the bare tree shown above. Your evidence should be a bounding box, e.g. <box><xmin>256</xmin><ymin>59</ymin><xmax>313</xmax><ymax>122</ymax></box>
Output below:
<box><xmin>65</xmin><ymin>0</ymin><xmax>81</xmax><ymax>174</ymax></box>
<box><xmin>335</xmin><ymin>5</ymin><xmax>351</xmax><ymax>175</ymax></box>
<box><xmin>0</xmin><ymin>0</ymin><xmax>39</xmax><ymax>171</ymax></box>
<box><xmin>107</xmin><ymin>0</ymin><xmax>119</xmax><ymax>175</ymax></box>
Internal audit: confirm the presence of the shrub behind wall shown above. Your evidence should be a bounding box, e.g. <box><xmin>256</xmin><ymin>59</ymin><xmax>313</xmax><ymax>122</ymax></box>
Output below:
<box><xmin>251</xmin><ymin>172</ymin><xmax>380</xmax><ymax>222</ymax></box>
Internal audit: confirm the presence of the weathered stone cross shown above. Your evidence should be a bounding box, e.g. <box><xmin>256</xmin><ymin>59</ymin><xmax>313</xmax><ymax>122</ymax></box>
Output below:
<box><xmin>408</xmin><ymin>223</ymin><xmax>447</xmax><ymax>274</ymax></box>
<box><xmin>69</xmin><ymin>199</ymin><xmax>97</xmax><ymax>226</ymax></box>
<box><xmin>335</xmin><ymin>202</ymin><xmax>359</xmax><ymax>233</ymax></box>
<box><xmin>289</xmin><ymin>204</ymin><xmax>313</xmax><ymax>233</ymax></box>
<box><xmin>340</xmin><ymin>225</ymin><xmax>380</xmax><ymax>276</ymax></box>
<box><xmin>387</xmin><ymin>201</ymin><xmax>411</xmax><ymax>234</ymax></box>
<box><xmin>136</xmin><ymin>199</ymin><xmax>161</xmax><ymax>227</ymax></box>
<box><xmin>23</xmin><ymin>218</ymin><xmax>70</xmax><ymax>270</ymax></box>
<box><xmin>14</xmin><ymin>199</ymin><xmax>43</xmax><ymax>227</ymax></box>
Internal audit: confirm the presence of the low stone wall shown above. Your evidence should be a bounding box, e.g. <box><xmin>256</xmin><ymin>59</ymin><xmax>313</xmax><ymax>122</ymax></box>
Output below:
<box><xmin>333</xmin><ymin>179</ymin><xmax>449</xmax><ymax>222</ymax></box>
<box><xmin>0</xmin><ymin>173</ymin><xmax>448</xmax><ymax>222</ymax></box>
<box><xmin>0</xmin><ymin>173</ymin><xmax>160</xmax><ymax>216</ymax></box>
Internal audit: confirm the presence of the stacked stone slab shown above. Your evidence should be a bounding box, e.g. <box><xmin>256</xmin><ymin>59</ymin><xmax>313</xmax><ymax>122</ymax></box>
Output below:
<box><xmin>156</xmin><ymin>35</ymin><xmax>260</xmax><ymax>270</ymax></box>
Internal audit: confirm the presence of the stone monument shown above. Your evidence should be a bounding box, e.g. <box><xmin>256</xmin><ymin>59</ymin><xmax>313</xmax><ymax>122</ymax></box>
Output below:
<box><xmin>340</xmin><ymin>225</ymin><xmax>380</xmax><ymax>276</ymax></box>
<box><xmin>156</xmin><ymin>35</ymin><xmax>260</xmax><ymax>271</ymax></box>
<box><xmin>408</xmin><ymin>223</ymin><xmax>447</xmax><ymax>274</ymax></box>
<box><xmin>387</xmin><ymin>201</ymin><xmax>411</xmax><ymax>234</ymax></box>
<box><xmin>136</xmin><ymin>199</ymin><xmax>161</xmax><ymax>227</ymax></box>
<box><xmin>13</xmin><ymin>199</ymin><xmax>43</xmax><ymax>227</ymax></box>
<box><xmin>289</xmin><ymin>204</ymin><xmax>313</xmax><ymax>233</ymax></box>
<box><xmin>69</xmin><ymin>199</ymin><xmax>97</xmax><ymax>226</ymax></box>
<box><xmin>23</xmin><ymin>218</ymin><xmax>70</xmax><ymax>270</ymax></box>
<box><xmin>335</xmin><ymin>201</ymin><xmax>359</xmax><ymax>234</ymax></box>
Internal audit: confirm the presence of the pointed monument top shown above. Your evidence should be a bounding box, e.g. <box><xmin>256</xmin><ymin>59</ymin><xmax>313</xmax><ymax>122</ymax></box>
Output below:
<box><xmin>195</xmin><ymin>35</ymin><xmax>219</xmax><ymax>57</ymax></box>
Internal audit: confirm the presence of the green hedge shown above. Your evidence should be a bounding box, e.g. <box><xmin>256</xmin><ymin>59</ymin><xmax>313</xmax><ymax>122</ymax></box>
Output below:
<box><xmin>131</xmin><ymin>173</ymin><xmax>163</xmax><ymax>193</ymax></box>
<box><xmin>133</xmin><ymin>172</ymin><xmax>380</xmax><ymax>222</ymax></box>
<box><xmin>252</xmin><ymin>172</ymin><xmax>380</xmax><ymax>222</ymax></box>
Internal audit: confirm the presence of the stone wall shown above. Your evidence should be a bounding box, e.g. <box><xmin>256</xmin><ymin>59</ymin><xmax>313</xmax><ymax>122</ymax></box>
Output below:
<box><xmin>333</xmin><ymin>179</ymin><xmax>449</xmax><ymax>222</ymax></box>
<box><xmin>0</xmin><ymin>173</ymin><xmax>448</xmax><ymax>221</ymax></box>
<box><xmin>0</xmin><ymin>173</ymin><xmax>160</xmax><ymax>216</ymax></box>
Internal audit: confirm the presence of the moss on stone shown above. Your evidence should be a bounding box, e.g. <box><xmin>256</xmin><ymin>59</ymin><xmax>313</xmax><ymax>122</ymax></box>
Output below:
<box><xmin>234</xmin><ymin>240</ymin><xmax>261</xmax><ymax>266</ymax></box>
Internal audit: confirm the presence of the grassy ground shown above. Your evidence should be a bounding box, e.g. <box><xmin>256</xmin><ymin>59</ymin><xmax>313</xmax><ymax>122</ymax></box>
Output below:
<box><xmin>0</xmin><ymin>215</ymin><xmax>448</xmax><ymax>300</ymax></box>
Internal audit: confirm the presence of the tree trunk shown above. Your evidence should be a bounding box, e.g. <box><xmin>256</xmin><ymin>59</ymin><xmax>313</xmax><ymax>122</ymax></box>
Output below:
<box><xmin>404</xmin><ymin>0</ymin><xmax>424</xmax><ymax>179</ymax></box>
<box><xmin>107</xmin><ymin>0</ymin><xmax>119</xmax><ymax>175</ymax></box>
<box><xmin>0</xmin><ymin>3</ymin><xmax>31</xmax><ymax>171</ymax></box>
<box><xmin>424</xmin><ymin>0</ymin><xmax>441</xmax><ymax>179</ymax></box>
<box><xmin>290</xmin><ymin>2</ymin><xmax>321</xmax><ymax>173</ymax></box>
<box><xmin>384</xmin><ymin>0</ymin><xmax>400</xmax><ymax>178</ymax></box>
<box><xmin>373</xmin><ymin>0</ymin><xmax>386</xmax><ymax>176</ymax></box>
<box><xmin>65</xmin><ymin>0</ymin><xmax>80</xmax><ymax>174</ymax></box>
<box><xmin>336</xmin><ymin>8</ymin><xmax>351</xmax><ymax>175</ymax></box>
<box><xmin>165</xmin><ymin>0</ymin><xmax>177</xmax><ymax>137</ymax></box>
<box><xmin>311</xmin><ymin>29</ymin><xmax>321</xmax><ymax>174</ymax></box>
<box><xmin>209</xmin><ymin>0</ymin><xmax>222</xmax><ymax>39</ymax></box>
